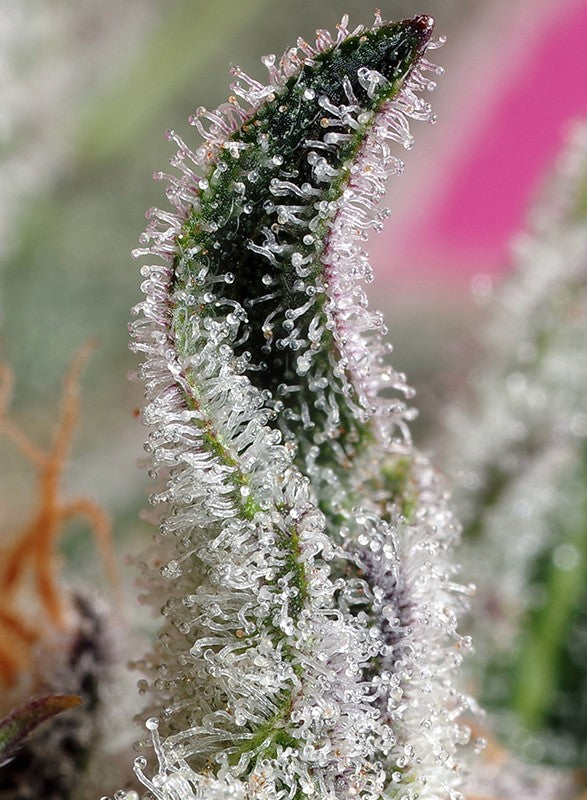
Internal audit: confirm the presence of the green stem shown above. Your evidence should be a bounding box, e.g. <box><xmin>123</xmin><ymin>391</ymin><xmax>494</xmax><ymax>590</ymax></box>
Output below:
<box><xmin>176</xmin><ymin>344</ymin><xmax>309</xmax><ymax>781</ymax></box>
<box><xmin>183</xmin><ymin>368</ymin><xmax>260</xmax><ymax>521</ymax></box>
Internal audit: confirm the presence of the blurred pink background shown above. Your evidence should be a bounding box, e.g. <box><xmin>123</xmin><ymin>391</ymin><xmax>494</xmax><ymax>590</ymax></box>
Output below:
<box><xmin>372</xmin><ymin>0</ymin><xmax>587</xmax><ymax>288</ymax></box>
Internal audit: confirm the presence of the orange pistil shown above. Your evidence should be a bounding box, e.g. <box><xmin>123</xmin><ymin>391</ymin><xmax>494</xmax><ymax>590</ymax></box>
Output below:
<box><xmin>0</xmin><ymin>344</ymin><xmax>118</xmax><ymax>687</ymax></box>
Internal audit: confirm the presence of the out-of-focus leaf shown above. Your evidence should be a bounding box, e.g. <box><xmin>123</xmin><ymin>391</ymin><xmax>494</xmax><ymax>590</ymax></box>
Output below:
<box><xmin>0</xmin><ymin>695</ymin><xmax>82</xmax><ymax>767</ymax></box>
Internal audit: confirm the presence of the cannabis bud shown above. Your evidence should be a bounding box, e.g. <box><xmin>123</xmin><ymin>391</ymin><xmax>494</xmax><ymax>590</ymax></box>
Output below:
<box><xmin>130</xmin><ymin>13</ymin><xmax>471</xmax><ymax>800</ymax></box>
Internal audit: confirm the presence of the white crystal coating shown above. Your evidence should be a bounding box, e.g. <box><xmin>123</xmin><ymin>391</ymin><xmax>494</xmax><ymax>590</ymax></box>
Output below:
<box><xmin>129</xmin><ymin>13</ymin><xmax>471</xmax><ymax>800</ymax></box>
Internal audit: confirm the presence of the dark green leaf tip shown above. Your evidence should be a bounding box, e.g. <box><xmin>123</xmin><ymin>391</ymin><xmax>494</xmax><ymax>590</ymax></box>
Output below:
<box><xmin>133</xmin><ymin>14</ymin><xmax>442</xmax><ymax>483</ymax></box>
